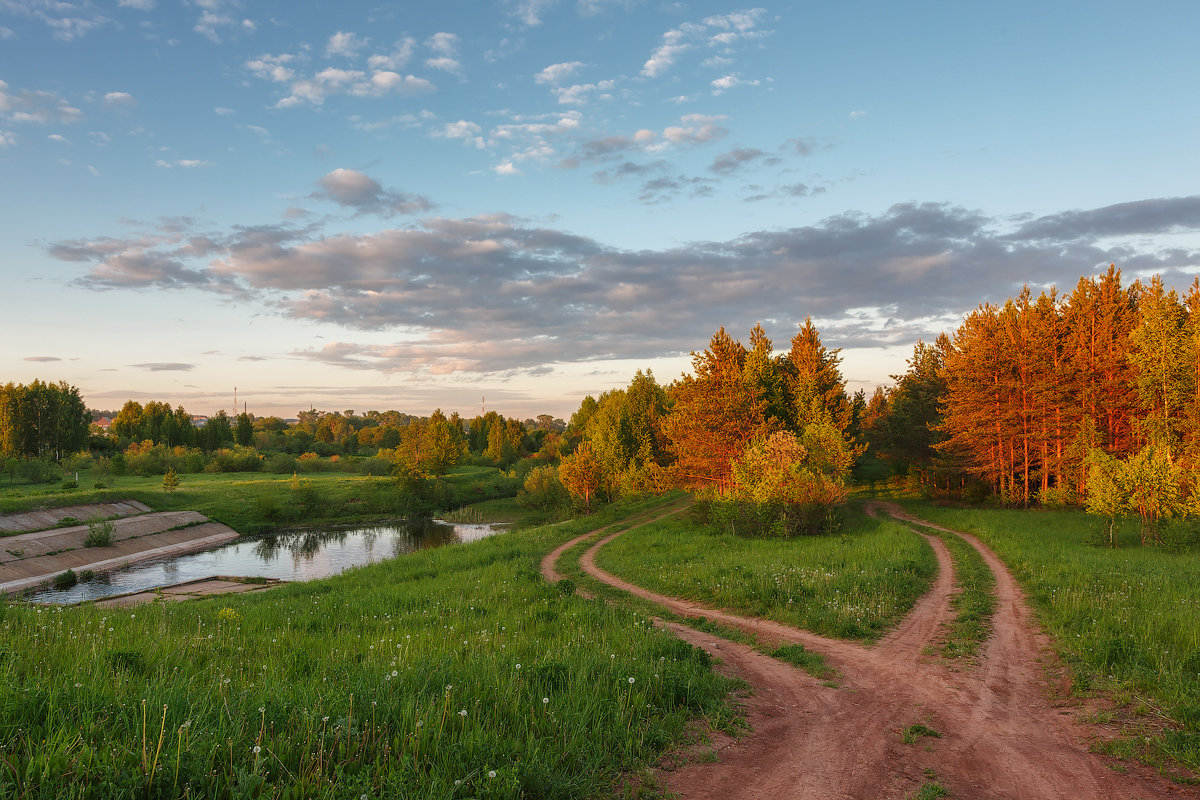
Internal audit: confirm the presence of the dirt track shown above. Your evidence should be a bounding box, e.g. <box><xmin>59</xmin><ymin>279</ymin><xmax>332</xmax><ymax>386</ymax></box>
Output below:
<box><xmin>542</xmin><ymin>502</ymin><xmax>1190</xmax><ymax>799</ymax></box>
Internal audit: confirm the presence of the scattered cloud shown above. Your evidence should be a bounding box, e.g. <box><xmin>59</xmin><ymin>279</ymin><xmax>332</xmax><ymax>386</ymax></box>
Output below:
<box><xmin>24</xmin><ymin>355</ymin><xmax>62</xmax><ymax>362</ymax></box>
<box><xmin>367</xmin><ymin>37</ymin><xmax>416</xmax><ymax>70</ymax></box>
<box><xmin>849</xmin><ymin>109</ymin><xmax>867</xmax><ymax>119</ymax></box>
<box><xmin>0</xmin><ymin>0</ymin><xmax>110</xmax><ymax>40</ymax></box>
<box><xmin>311</xmin><ymin>168</ymin><xmax>435</xmax><ymax>216</ymax></box>
<box><xmin>0</xmin><ymin>130</ymin><xmax>15</xmax><ymax>147</ymax></box>
<box><xmin>132</xmin><ymin>362</ymin><xmax>196</xmax><ymax>371</ymax></box>
<box><xmin>709</xmin><ymin>147</ymin><xmax>778</xmax><ymax>174</ymax></box>
<box><xmin>51</xmin><ymin>197</ymin><xmax>1200</xmax><ymax>375</ymax></box>
<box><xmin>642</xmin><ymin>8</ymin><xmax>768</xmax><ymax>78</ymax></box>
<box><xmin>505</xmin><ymin>0</ymin><xmax>558</xmax><ymax>27</ymax></box>
<box><xmin>117</xmin><ymin>0</ymin><xmax>155</xmax><ymax>9</ymax></box>
<box><xmin>534</xmin><ymin>61</ymin><xmax>584</xmax><ymax>84</ymax></box>
<box><xmin>103</xmin><ymin>91</ymin><xmax>137</xmax><ymax>108</ymax></box>
<box><xmin>710</xmin><ymin>74</ymin><xmax>759</xmax><ymax>94</ymax></box>
<box><xmin>325</xmin><ymin>30</ymin><xmax>368</xmax><ymax>58</ymax></box>
<box><xmin>0</xmin><ymin>25</ymin><xmax>13</xmax><ymax>39</ymax></box>
<box><xmin>214</xmin><ymin>106</ymin><xmax>235</xmax><ymax>115</ymax></box>
<box><xmin>155</xmin><ymin>158</ymin><xmax>212</xmax><ymax>168</ymax></box>
<box><xmin>0</xmin><ymin>81</ymin><xmax>84</xmax><ymax>125</ymax></box>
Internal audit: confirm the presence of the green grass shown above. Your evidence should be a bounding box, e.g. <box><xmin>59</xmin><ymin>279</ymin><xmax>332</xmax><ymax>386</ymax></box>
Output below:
<box><xmin>901</xmin><ymin>723</ymin><xmax>942</xmax><ymax>744</ymax></box>
<box><xmin>1</xmin><ymin>466</ymin><xmax>522</xmax><ymax>536</ymax></box>
<box><xmin>592</xmin><ymin>504</ymin><xmax>939</xmax><ymax>643</ymax></box>
<box><xmin>900</xmin><ymin>520</ymin><xmax>996</xmax><ymax>660</ymax></box>
<box><xmin>0</xmin><ymin>497</ymin><xmax>741</xmax><ymax>799</ymax></box>
<box><xmin>901</xmin><ymin>501</ymin><xmax>1200</xmax><ymax>775</ymax></box>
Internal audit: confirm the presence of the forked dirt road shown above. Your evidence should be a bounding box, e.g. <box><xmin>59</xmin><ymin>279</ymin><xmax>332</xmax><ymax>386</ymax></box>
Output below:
<box><xmin>542</xmin><ymin>501</ymin><xmax>1190</xmax><ymax>799</ymax></box>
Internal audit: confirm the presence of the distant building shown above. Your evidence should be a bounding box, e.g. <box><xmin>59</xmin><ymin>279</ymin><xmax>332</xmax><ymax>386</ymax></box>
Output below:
<box><xmin>191</xmin><ymin>415</ymin><xmax>209</xmax><ymax>427</ymax></box>
<box><xmin>92</xmin><ymin>416</ymin><xmax>113</xmax><ymax>431</ymax></box>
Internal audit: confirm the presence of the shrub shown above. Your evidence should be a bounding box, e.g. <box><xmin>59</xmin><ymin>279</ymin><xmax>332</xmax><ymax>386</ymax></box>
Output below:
<box><xmin>265</xmin><ymin>453</ymin><xmax>299</xmax><ymax>474</ymax></box>
<box><xmin>206</xmin><ymin>445</ymin><xmax>264</xmax><ymax>473</ymax></box>
<box><xmin>517</xmin><ymin>464</ymin><xmax>569</xmax><ymax>509</ymax></box>
<box><xmin>17</xmin><ymin>458</ymin><xmax>59</xmax><ymax>484</ymax></box>
<box><xmin>162</xmin><ymin>467</ymin><xmax>181</xmax><ymax>492</ymax></box>
<box><xmin>52</xmin><ymin>569</ymin><xmax>78</xmax><ymax>590</ymax></box>
<box><xmin>84</xmin><ymin>515</ymin><xmax>115</xmax><ymax>547</ymax></box>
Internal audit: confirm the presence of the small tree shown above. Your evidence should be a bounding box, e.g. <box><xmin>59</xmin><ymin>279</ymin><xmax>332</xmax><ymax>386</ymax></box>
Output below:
<box><xmin>162</xmin><ymin>467</ymin><xmax>181</xmax><ymax>492</ymax></box>
<box><xmin>84</xmin><ymin>514</ymin><xmax>115</xmax><ymax>547</ymax></box>
<box><xmin>559</xmin><ymin>444</ymin><xmax>604</xmax><ymax>512</ymax></box>
<box><xmin>1085</xmin><ymin>450</ymin><xmax>1126</xmax><ymax>548</ymax></box>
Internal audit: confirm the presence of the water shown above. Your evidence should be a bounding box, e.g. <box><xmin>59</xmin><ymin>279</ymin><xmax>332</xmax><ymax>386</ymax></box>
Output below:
<box><xmin>28</xmin><ymin>519</ymin><xmax>506</xmax><ymax>604</ymax></box>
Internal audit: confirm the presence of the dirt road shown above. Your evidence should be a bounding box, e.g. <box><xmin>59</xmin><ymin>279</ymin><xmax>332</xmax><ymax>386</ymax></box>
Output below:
<box><xmin>543</xmin><ymin>502</ymin><xmax>1189</xmax><ymax>799</ymax></box>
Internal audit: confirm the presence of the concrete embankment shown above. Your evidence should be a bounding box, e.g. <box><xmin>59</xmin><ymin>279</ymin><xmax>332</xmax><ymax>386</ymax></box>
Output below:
<box><xmin>0</xmin><ymin>504</ymin><xmax>239</xmax><ymax>596</ymax></box>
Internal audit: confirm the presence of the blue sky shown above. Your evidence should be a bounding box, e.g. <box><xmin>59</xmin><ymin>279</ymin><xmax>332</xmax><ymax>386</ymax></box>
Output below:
<box><xmin>3</xmin><ymin>0</ymin><xmax>1199</xmax><ymax>419</ymax></box>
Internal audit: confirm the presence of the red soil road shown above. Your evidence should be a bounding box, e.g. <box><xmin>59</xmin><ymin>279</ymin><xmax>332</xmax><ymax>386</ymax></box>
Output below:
<box><xmin>543</xmin><ymin>502</ymin><xmax>1190</xmax><ymax>800</ymax></box>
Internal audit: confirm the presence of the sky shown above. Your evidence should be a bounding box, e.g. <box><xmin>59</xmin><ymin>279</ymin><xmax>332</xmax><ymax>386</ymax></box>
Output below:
<box><xmin>3</xmin><ymin>0</ymin><xmax>1200</xmax><ymax>420</ymax></box>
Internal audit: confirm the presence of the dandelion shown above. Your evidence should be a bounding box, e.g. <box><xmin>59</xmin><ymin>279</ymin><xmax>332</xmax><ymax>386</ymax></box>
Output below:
<box><xmin>628</xmin><ymin>677</ymin><xmax>635</xmax><ymax>684</ymax></box>
<box><xmin>391</xmin><ymin>670</ymin><xmax>398</xmax><ymax>677</ymax></box>
<box><xmin>488</xmin><ymin>770</ymin><xmax>497</xmax><ymax>778</ymax></box>
<box><xmin>252</xmin><ymin>745</ymin><xmax>261</xmax><ymax>754</ymax></box>
<box><xmin>459</xmin><ymin>709</ymin><xmax>467</xmax><ymax>717</ymax></box>
<box><xmin>515</xmin><ymin>663</ymin><xmax>521</xmax><ymax>670</ymax></box>
<box><xmin>542</xmin><ymin>697</ymin><xmax>549</xmax><ymax>704</ymax></box>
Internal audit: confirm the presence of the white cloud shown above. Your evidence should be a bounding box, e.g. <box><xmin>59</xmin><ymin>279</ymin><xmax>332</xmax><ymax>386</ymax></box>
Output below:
<box><xmin>554</xmin><ymin>80</ymin><xmax>614</xmax><ymax>105</ymax></box>
<box><xmin>118</xmin><ymin>0</ymin><xmax>156</xmax><ymax>9</ymax></box>
<box><xmin>367</xmin><ymin>37</ymin><xmax>415</xmax><ymax>71</ymax></box>
<box><xmin>710</xmin><ymin>75</ymin><xmax>759</xmax><ymax>94</ymax></box>
<box><xmin>494</xmin><ymin>161</ymin><xmax>519</xmax><ymax>175</ymax></box>
<box><xmin>425</xmin><ymin>57</ymin><xmax>463</xmax><ymax>75</ymax></box>
<box><xmin>0</xmin><ymin>81</ymin><xmax>84</xmax><ymax>125</ymax></box>
<box><xmin>0</xmin><ymin>130</ymin><xmax>15</xmax><ymax>148</ymax></box>
<box><xmin>103</xmin><ymin>91</ymin><xmax>137</xmax><ymax>108</ymax></box>
<box><xmin>534</xmin><ymin>61</ymin><xmax>584</xmax><ymax>85</ymax></box>
<box><xmin>48</xmin><ymin>133</ymin><xmax>67</xmax><ymax>142</ymax></box>
<box><xmin>659</xmin><ymin>113</ymin><xmax>727</xmax><ymax>146</ymax></box>
<box><xmin>312</xmin><ymin>168</ymin><xmax>434</xmax><ymax>216</ymax></box>
<box><xmin>849</xmin><ymin>110</ymin><xmax>867</xmax><ymax>119</ymax></box>
<box><xmin>505</xmin><ymin>0</ymin><xmax>557</xmax><ymax>26</ymax></box>
<box><xmin>434</xmin><ymin>119</ymin><xmax>486</xmax><ymax>149</ymax></box>
<box><xmin>155</xmin><ymin>158</ymin><xmax>212</xmax><ymax>168</ymax></box>
<box><xmin>642</xmin><ymin>9</ymin><xmax>769</xmax><ymax>78</ymax></box>
<box><xmin>2</xmin><ymin>0</ymin><xmax>110</xmax><ymax>40</ymax></box>
<box><xmin>245</xmin><ymin>53</ymin><xmax>298</xmax><ymax>83</ymax></box>
<box><xmin>214</xmin><ymin>106</ymin><xmax>234</xmax><ymax>115</ymax></box>
<box><xmin>87</xmin><ymin>164</ymin><xmax>100</xmax><ymax>176</ymax></box>
<box><xmin>326</xmin><ymin>31</ymin><xmax>367</xmax><ymax>58</ymax></box>
<box><xmin>426</xmin><ymin>32</ymin><xmax>459</xmax><ymax>57</ymax></box>
<box><xmin>0</xmin><ymin>25</ymin><xmax>14</xmax><ymax>39</ymax></box>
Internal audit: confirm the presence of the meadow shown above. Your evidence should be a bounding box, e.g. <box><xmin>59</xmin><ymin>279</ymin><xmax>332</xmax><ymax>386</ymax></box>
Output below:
<box><xmin>0</xmin><ymin>495</ymin><xmax>739</xmax><ymax>800</ymax></box>
<box><xmin>901</xmin><ymin>502</ymin><xmax>1200</xmax><ymax>770</ymax></box>
<box><xmin>0</xmin><ymin>465</ymin><xmax>522</xmax><ymax>535</ymax></box>
<box><xmin>591</xmin><ymin>505</ymin><xmax>938</xmax><ymax>643</ymax></box>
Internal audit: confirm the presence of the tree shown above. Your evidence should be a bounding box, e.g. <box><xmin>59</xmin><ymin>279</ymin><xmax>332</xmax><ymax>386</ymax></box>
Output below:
<box><xmin>162</xmin><ymin>467</ymin><xmax>181</xmax><ymax>492</ymax></box>
<box><xmin>559</xmin><ymin>443</ymin><xmax>604</xmax><ymax>511</ymax></box>
<box><xmin>786</xmin><ymin>317</ymin><xmax>851</xmax><ymax>434</ymax></box>
<box><xmin>235</xmin><ymin>412</ymin><xmax>255</xmax><ymax>447</ymax></box>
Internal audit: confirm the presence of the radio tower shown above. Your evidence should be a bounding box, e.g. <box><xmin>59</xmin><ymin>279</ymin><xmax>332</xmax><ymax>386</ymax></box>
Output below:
<box><xmin>481</xmin><ymin>396</ymin><xmax>486</xmax><ymax>415</ymax></box>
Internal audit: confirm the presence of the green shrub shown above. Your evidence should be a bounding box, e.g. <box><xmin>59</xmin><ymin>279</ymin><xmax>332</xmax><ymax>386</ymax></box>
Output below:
<box><xmin>84</xmin><ymin>515</ymin><xmax>115</xmax><ymax>547</ymax></box>
<box><xmin>265</xmin><ymin>453</ymin><xmax>299</xmax><ymax>474</ymax></box>
<box><xmin>18</xmin><ymin>458</ymin><xmax>59</xmax><ymax>484</ymax></box>
<box><xmin>52</xmin><ymin>569</ymin><xmax>77</xmax><ymax>589</ymax></box>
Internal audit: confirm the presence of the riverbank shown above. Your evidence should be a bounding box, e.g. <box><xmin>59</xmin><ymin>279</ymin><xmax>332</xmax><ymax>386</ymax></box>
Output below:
<box><xmin>0</xmin><ymin>502</ymin><xmax>238</xmax><ymax>596</ymax></box>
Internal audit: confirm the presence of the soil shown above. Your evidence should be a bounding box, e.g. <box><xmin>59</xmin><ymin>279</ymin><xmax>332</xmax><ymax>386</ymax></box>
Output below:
<box><xmin>543</xmin><ymin>501</ymin><xmax>1193</xmax><ymax>799</ymax></box>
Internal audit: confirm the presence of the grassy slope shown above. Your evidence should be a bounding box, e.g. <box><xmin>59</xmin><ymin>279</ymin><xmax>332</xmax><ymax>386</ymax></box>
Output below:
<box><xmin>0</xmin><ymin>465</ymin><xmax>519</xmax><ymax>535</ymax></box>
<box><xmin>592</xmin><ymin>504</ymin><xmax>938</xmax><ymax>643</ymax></box>
<box><xmin>902</xmin><ymin>501</ymin><xmax>1200</xmax><ymax>772</ymax></box>
<box><xmin>0</xmin><ymin>496</ymin><xmax>739</xmax><ymax>800</ymax></box>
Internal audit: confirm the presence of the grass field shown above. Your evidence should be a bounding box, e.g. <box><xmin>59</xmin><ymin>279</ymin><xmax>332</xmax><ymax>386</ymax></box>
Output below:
<box><xmin>0</xmin><ymin>465</ymin><xmax>521</xmax><ymax>536</ymax></box>
<box><xmin>0</xmin><ymin>495</ymin><xmax>739</xmax><ymax>799</ymax></box>
<box><xmin>900</xmin><ymin>501</ymin><xmax>1200</xmax><ymax>772</ymax></box>
<box><xmin>592</xmin><ymin>504</ymin><xmax>938</xmax><ymax>643</ymax></box>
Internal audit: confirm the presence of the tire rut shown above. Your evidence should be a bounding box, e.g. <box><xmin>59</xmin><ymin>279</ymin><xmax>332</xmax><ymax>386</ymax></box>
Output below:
<box><xmin>546</xmin><ymin>501</ymin><xmax>1191</xmax><ymax>799</ymax></box>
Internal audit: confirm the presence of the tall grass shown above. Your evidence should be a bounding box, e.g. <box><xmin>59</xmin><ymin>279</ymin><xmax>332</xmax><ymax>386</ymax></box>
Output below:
<box><xmin>593</xmin><ymin>505</ymin><xmax>938</xmax><ymax>643</ymax></box>
<box><xmin>902</xmin><ymin>502</ymin><xmax>1200</xmax><ymax>772</ymax></box>
<box><xmin>0</xmin><ymin>499</ymin><xmax>739</xmax><ymax>799</ymax></box>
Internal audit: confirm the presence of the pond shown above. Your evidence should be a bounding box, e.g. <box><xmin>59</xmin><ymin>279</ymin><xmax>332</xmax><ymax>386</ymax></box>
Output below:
<box><xmin>28</xmin><ymin>518</ymin><xmax>506</xmax><ymax>605</ymax></box>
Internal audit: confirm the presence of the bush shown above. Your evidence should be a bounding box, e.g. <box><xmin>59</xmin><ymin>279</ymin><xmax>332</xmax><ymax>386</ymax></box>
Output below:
<box><xmin>699</xmin><ymin>497</ymin><xmax>841</xmax><ymax>537</ymax></box>
<box><xmin>516</xmin><ymin>464</ymin><xmax>569</xmax><ymax>509</ymax></box>
<box><xmin>205</xmin><ymin>445</ymin><xmax>264</xmax><ymax>473</ymax></box>
<box><xmin>84</xmin><ymin>515</ymin><xmax>115</xmax><ymax>547</ymax></box>
<box><xmin>265</xmin><ymin>453</ymin><xmax>299</xmax><ymax>474</ymax></box>
<box><xmin>357</xmin><ymin>456</ymin><xmax>391</xmax><ymax>476</ymax></box>
<box><xmin>17</xmin><ymin>458</ymin><xmax>59</xmax><ymax>484</ymax></box>
<box><xmin>52</xmin><ymin>569</ymin><xmax>78</xmax><ymax>590</ymax></box>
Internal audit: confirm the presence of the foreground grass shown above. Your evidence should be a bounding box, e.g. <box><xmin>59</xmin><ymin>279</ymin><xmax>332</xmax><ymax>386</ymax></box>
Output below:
<box><xmin>902</xmin><ymin>501</ymin><xmax>1200</xmax><ymax>774</ymax></box>
<box><xmin>0</xmin><ymin>465</ymin><xmax>520</xmax><ymax>535</ymax></box>
<box><xmin>592</xmin><ymin>504</ymin><xmax>937</xmax><ymax>643</ymax></box>
<box><xmin>0</xmin><ymin>497</ymin><xmax>739</xmax><ymax>799</ymax></box>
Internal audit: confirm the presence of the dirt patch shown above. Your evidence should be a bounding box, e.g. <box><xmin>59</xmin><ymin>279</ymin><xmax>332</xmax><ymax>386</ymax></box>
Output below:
<box><xmin>554</xmin><ymin>503</ymin><xmax>1191</xmax><ymax>799</ymax></box>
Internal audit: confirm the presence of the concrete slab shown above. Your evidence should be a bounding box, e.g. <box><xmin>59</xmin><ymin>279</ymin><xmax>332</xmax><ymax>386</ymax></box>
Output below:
<box><xmin>91</xmin><ymin>577</ymin><xmax>280</xmax><ymax>608</ymax></box>
<box><xmin>0</xmin><ymin>500</ymin><xmax>152</xmax><ymax>534</ymax></box>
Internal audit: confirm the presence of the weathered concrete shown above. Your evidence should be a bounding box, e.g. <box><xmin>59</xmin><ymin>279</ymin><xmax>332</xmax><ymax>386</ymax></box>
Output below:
<box><xmin>0</xmin><ymin>500</ymin><xmax>153</xmax><ymax>534</ymax></box>
<box><xmin>92</xmin><ymin>577</ymin><xmax>281</xmax><ymax>608</ymax></box>
<box><xmin>0</xmin><ymin>517</ymin><xmax>239</xmax><ymax>596</ymax></box>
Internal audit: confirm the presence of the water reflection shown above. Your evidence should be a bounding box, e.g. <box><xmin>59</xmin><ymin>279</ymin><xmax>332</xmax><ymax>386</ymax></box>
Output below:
<box><xmin>28</xmin><ymin>517</ymin><xmax>505</xmax><ymax>605</ymax></box>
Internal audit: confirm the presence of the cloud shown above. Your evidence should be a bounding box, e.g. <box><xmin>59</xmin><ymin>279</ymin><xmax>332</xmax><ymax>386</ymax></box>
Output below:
<box><xmin>426</xmin><ymin>32</ymin><xmax>459</xmax><ymax>57</ymax></box>
<box><xmin>326</xmin><ymin>31</ymin><xmax>367</xmax><ymax>58</ymax></box>
<box><xmin>311</xmin><ymin>168</ymin><xmax>435</xmax><ymax>216</ymax></box>
<box><xmin>849</xmin><ymin>110</ymin><xmax>867</xmax><ymax>119</ymax></box>
<box><xmin>103</xmin><ymin>91</ymin><xmax>137</xmax><ymax>108</ymax></box>
<box><xmin>24</xmin><ymin>355</ymin><xmax>62</xmax><ymax>362</ymax></box>
<box><xmin>552</xmin><ymin>80</ymin><xmax>614</xmax><ymax>105</ymax></box>
<box><xmin>367</xmin><ymin>37</ymin><xmax>415</xmax><ymax>70</ymax></box>
<box><xmin>51</xmin><ymin>198</ymin><xmax>1200</xmax><ymax>376</ymax></box>
<box><xmin>0</xmin><ymin>81</ymin><xmax>84</xmax><ymax>125</ymax></box>
<box><xmin>709</xmin><ymin>147</ymin><xmax>771</xmax><ymax>174</ymax></box>
<box><xmin>245</xmin><ymin>53</ymin><xmax>298</xmax><ymax>83</ymax></box>
<box><xmin>117</xmin><ymin>0</ymin><xmax>155</xmax><ymax>9</ymax></box>
<box><xmin>642</xmin><ymin>8</ymin><xmax>768</xmax><ymax>78</ymax></box>
<box><xmin>132</xmin><ymin>362</ymin><xmax>196</xmax><ymax>372</ymax></box>
<box><xmin>505</xmin><ymin>0</ymin><xmax>557</xmax><ymax>26</ymax></box>
<box><xmin>155</xmin><ymin>158</ymin><xmax>212</xmax><ymax>168</ymax></box>
<box><xmin>191</xmin><ymin>0</ymin><xmax>249</xmax><ymax>43</ymax></box>
<box><xmin>535</xmin><ymin>61</ymin><xmax>584</xmax><ymax>85</ymax></box>
<box><xmin>710</xmin><ymin>74</ymin><xmax>759</xmax><ymax>94</ymax></box>
<box><xmin>214</xmin><ymin>106</ymin><xmax>235</xmax><ymax>115</ymax></box>
<box><xmin>0</xmin><ymin>130</ymin><xmax>14</xmax><ymax>147</ymax></box>
<box><xmin>1</xmin><ymin>0</ymin><xmax>110</xmax><ymax>40</ymax></box>
<box><xmin>264</xmin><ymin>61</ymin><xmax>437</xmax><ymax>107</ymax></box>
